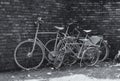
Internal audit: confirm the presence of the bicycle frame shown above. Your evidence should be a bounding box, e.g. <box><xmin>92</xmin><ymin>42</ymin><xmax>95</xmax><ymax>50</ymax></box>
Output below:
<box><xmin>14</xmin><ymin>18</ymin><xmax>68</xmax><ymax>70</ymax></box>
<box><xmin>60</xmin><ymin>28</ymin><xmax>104</xmax><ymax>59</ymax></box>
<box><xmin>58</xmin><ymin>37</ymin><xmax>83</xmax><ymax>59</ymax></box>
<box><xmin>29</xmin><ymin>20</ymin><xmax>64</xmax><ymax>56</ymax></box>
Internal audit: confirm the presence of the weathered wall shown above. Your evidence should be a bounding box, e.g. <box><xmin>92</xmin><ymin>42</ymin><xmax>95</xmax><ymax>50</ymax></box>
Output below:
<box><xmin>0</xmin><ymin>0</ymin><xmax>62</xmax><ymax>71</ymax></box>
<box><xmin>0</xmin><ymin>0</ymin><xmax>120</xmax><ymax>71</ymax></box>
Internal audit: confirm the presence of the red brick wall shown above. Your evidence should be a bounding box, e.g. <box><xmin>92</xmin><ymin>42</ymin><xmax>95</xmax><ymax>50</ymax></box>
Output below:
<box><xmin>0</xmin><ymin>0</ymin><xmax>120</xmax><ymax>71</ymax></box>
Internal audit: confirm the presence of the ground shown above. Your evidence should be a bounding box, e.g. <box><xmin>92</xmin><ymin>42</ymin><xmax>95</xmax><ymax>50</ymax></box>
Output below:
<box><xmin>0</xmin><ymin>61</ymin><xmax>120</xmax><ymax>81</ymax></box>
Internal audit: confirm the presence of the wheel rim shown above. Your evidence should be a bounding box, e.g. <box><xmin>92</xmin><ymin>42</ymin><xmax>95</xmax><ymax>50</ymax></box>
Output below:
<box><xmin>57</xmin><ymin>39</ymin><xmax>78</xmax><ymax>66</ymax></box>
<box><xmin>63</xmin><ymin>53</ymin><xmax>77</xmax><ymax>66</ymax></box>
<box><xmin>82</xmin><ymin>47</ymin><xmax>100</xmax><ymax>66</ymax></box>
<box><xmin>53</xmin><ymin>50</ymin><xmax>65</xmax><ymax>69</ymax></box>
<box><xmin>97</xmin><ymin>41</ymin><xmax>109</xmax><ymax>62</ymax></box>
<box><xmin>14</xmin><ymin>40</ymin><xmax>44</xmax><ymax>70</ymax></box>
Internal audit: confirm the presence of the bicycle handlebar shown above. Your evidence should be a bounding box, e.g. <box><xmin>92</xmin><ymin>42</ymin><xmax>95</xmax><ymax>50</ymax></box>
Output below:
<box><xmin>37</xmin><ymin>17</ymin><xmax>44</xmax><ymax>23</ymax></box>
<box><xmin>35</xmin><ymin>17</ymin><xmax>44</xmax><ymax>24</ymax></box>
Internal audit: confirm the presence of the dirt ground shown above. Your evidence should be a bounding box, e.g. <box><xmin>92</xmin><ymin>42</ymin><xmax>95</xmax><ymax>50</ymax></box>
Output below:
<box><xmin>0</xmin><ymin>61</ymin><xmax>120</xmax><ymax>81</ymax></box>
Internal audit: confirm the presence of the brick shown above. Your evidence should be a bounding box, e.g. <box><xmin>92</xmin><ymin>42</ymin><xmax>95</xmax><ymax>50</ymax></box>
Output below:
<box><xmin>1</xmin><ymin>2</ymin><xmax>10</xmax><ymax>5</ymax></box>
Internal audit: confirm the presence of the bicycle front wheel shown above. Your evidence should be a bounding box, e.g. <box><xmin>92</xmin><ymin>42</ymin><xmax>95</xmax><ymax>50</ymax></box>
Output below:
<box><xmin>57</xmin><ymin>38</ymin><xmax>77</xmax><ymax>66</ymax></box>
<box><xmin>53</xmin><ymin>50</ymin><xmax>65</xmax><ymax>69</ymax></box>
<box><xmin>14</xmin><ymin>39</ymin><xmax>45</xmax><ymax>70</ymax></box>
<box><xmin>81</xmin><ymin>46</ymin><xmax>100</xmax><ymax>66</ymax></box>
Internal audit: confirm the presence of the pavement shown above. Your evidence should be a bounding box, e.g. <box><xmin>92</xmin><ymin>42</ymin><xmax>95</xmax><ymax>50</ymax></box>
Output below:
<box><xmin>0</xmin><ymin>62</ymin><xmax>120</xmax><ymax>81</ymax></box>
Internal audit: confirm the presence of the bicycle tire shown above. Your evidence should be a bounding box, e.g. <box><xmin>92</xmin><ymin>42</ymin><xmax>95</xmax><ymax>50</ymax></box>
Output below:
<box><xmin>57</xmin><ymin>38</ymin><xmax>78</xmax><ymax>66</ymax></box>
<box><xmin>97</xmin><ymin>40</ymin><xmax>109</xmax><ymax>62</ymax></box>
<box><xmin>81</xmin><ymin>46</ymin><xmax>100</xmax><ymax>66</ymax></box>
<box><xmin>53</xmin><ymin>50</ymin><xmax>65</xmax><ymax>69</ymax></box>
<box><xmin>14</xmin><ymin>39</ymin><xmax>45</xmax><ymax>70</ymax></box>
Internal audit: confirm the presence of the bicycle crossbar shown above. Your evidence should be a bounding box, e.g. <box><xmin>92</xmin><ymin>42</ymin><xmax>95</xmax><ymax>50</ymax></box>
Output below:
<box><xmin>38</xmin><ymin>32</ymin><xmax>57</xmax><ymax>34</ymax></box>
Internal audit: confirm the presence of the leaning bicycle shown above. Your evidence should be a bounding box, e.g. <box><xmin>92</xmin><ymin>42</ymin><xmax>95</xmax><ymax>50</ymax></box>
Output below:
<box><xmin>53</xmin><ymin>29</ymin><xmax>101</xmax><ymax>69</ymax></box>
<box><xmin>14</xmin><ymin>17</ymin><xmax>65</xmax><ymax>70</ymax></box>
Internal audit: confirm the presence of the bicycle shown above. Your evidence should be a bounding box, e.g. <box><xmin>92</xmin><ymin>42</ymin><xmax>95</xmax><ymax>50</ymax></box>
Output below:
<box><xmin>14</xmin><ymin>17</ymin><xmax>65</xmax><ymax>70</ymax></box>
<box><xmin>64</xmin><ymin>21</ymin><xmax>109</xmax><ymax>62</ymax></box>
<box><xmin>75</xmin><ymin>27</ymin><xmax>109</xmax><ymax>62</ymax></box>
<box><xmin>53</xmin><ymin>28</ymin><xmax>101</xmax><ymax>69</ymax></box>
<box><xmin>46</xmin><ymin>21</ymin><xmax>109</xmax><ymax>69</ymax></box>
<box><xmin>52</xmin><ymin>20</ymin><xmax>109</xmax><ymax>69</ymax></box>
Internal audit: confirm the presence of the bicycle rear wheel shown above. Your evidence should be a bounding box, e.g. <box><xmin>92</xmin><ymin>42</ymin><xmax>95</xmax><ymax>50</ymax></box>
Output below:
<box><xmin>97</xmin><ymin>40</ymin><xmax>109</xmax><ymax>62</ymax></box>
<box><xmin>14</xmin><ymin>39</ymin><xmax>45</xmax><ymax>70</ymax></box>
<box><xmin>81</xmin><ymin>46</ymin><xmax>100</xmax><ymax>66</ymax></box>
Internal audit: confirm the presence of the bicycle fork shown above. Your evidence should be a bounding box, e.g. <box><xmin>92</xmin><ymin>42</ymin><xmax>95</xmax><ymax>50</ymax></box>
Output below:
<box><xmin>27</xmin><ymin>22</ymin><xmax>40</xmax><ymax>57</ymax></box>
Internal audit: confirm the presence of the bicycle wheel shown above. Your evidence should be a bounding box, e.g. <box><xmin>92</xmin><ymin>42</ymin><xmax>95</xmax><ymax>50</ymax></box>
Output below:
<box><xmin>53</xmin><ymin>50</ymin><xmax>65</xmax><ymax>69</ymax></box>
<box><xmin>63</xmin><ymin>52</ymin><xmax>77</xmax><ymax>66</ymax></box>
<box><xmin>14</xmin><ymin>39</ymin><xmax>45</xmax><ymax>70</ymax></box>
<box><xmin>45</xmin><ymin>39</ymin><xmax>59</xmax><ymax>64</ymax></box>
<box><xmin>97</xmin><ymin>40</ymin><xmax>109</xmax><ymax>62</ymax></box>
<box><xmin>81</xmin><ymin>46</ymin><xmax>100</xmax><ymax>66</ymax></box>
<box><xmin>57</xmin><ymin>38</ymin><xmax>78</xmax><ymax>66</ymax></box>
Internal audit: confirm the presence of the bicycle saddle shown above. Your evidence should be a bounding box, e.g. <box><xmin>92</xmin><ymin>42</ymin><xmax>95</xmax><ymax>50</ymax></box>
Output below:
<box><xmin>83</xmin><ymin>30</ymin><xmax>92</xmax><ymax>33</ymax></box>
<box><xmin>54</xmin><ymin>26</ymin><xmax>64</xmax><ymax>30</ymax></box>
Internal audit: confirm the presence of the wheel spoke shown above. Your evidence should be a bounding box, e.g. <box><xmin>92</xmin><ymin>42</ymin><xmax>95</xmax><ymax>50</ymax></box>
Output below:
<box><xmin>57</xmin><ymin>38</ymin><xmax>79</xmax><ymax>67</ymax></box>
<box><xmin>14</xmin><ymin>40</ymin><xmax>44</xmax><ymax>70</ymax></box>
<box><xmin>82</xmin><ymin>47</ymin><xmax>100</xmax><ymax>66</ymax></box>
<box><xmin>45</xmin><ymin>39</ymin><xmax>59</xmax><ymax>64</ymax></box>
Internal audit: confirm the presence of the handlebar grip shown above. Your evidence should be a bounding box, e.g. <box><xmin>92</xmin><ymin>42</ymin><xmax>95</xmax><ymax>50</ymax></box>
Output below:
<box><xmin>37</xmin><ymin>17</ymin><xmax>44</xmax><ymax>23</ymax></box>
<box><xmin>34</xmin><ymin>17</ymin><xmax>44</xmax><ymax>24</ymax></box>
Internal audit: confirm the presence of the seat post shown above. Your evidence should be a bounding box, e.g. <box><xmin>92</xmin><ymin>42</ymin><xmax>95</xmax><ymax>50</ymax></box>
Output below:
<box><xmin>64</xmin><ymin>26</ymin><xmax>69</xmax><ymax>38</ymax></box>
